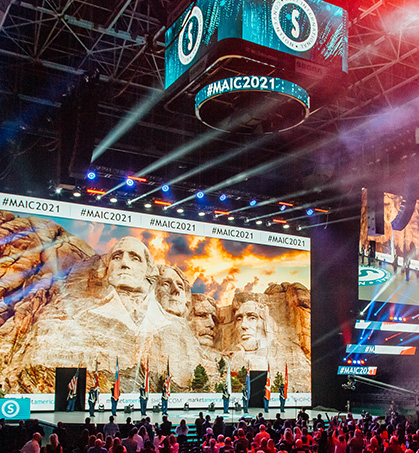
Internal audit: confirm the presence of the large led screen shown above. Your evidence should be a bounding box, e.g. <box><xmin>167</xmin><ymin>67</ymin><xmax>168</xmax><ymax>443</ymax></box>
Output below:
<box><xmin>165</xmin><ymin>0</ymin><xmax>348</xmax><ymax>89</ymax></box>
<box><xmin>0</xmin><ymin>193</ymin><xmax>311</xmax><ymax>408</ymax></box>
<box><xmin>343</xmin><ymin>191</ymin><xmax>419</xmax><ymax>392</ymax></box>
<box><xmin>359</xmin><ymin>191</ymin><xmax>419</xmax><ymax>304</ymax></box>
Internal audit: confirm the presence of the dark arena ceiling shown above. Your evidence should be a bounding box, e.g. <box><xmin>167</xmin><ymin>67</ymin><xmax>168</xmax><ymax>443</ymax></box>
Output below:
<box><xmin>0</xmin><ymin>0</ymin><xmax>418</xmax><ymax>231</ymax></box>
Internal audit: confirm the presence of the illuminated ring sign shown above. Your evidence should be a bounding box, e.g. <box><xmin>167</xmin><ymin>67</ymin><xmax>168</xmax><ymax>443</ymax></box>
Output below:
<box><xmin>195</xmin><ymin>75</ymin><xmax>310</xmax><ymax>133</ymax></box>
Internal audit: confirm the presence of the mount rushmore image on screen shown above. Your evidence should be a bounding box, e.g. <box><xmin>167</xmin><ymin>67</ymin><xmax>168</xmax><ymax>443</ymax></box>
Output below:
<box><xmin>0</xmin><ymin>208</ymin><xmax>311</xmax><ymax>395</ymax></box>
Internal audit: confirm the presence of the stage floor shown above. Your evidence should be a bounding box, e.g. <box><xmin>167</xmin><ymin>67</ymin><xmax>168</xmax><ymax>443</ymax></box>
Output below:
<box><xmin>35</xmin><ymin>407</ymin><xmax>345</xmax><ymax>427</ymax></box>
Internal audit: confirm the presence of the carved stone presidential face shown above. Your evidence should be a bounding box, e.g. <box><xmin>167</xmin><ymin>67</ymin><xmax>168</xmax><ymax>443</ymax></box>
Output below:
<box><xmin>106</xmin><ymin>237</ymin><xmax>152</xmax><ymax>294</ymax></box>
<box><xmin>234</xmin><ymin>300</ymin><xmax>265</xmax><ymax>351</ymax></box>
<box><xmin>189</xmin><ymin>295</ymin><xmax>218</xmax><ymax>347</ymax></box>
<box><xmin>156</xmin><ymin>266</ymin><xmax>189</xmax><ymax>317</ymax></box>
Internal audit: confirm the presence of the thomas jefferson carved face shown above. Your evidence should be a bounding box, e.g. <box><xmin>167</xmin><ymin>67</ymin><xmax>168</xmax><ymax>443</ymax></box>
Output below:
<box><xmin>156</xmin><ymin>267</ymin><xmax>189</xmax><ymax>317</ymax></box>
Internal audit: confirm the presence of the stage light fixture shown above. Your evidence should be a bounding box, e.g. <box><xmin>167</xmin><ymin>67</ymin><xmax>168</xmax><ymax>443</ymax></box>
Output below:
<box><xmin>197</xmin><ymin>191</ymin><xmax>204</xmax><ymax>199</ymax></box>
<box><xmin>162</xmin><ymin>185</ymin><xmax>170</xmax><ymax>192</ymax></box>
<box><xmin>87</xmin><ymin>189</ymin><xmax>106</xmax><ymax>195</ymax></box>
<box><xmin>306</xmin><ymin>208</ymin><xmax>314</xmax><ymax>216</ymax></box>
<box><xmin>283</xmin><ymin>224</ymin><xmax>290</xmax><ymax>229</ymax></box>
<box><xmin>87</xmin><ymin>171</ymin><xmax>96</xmax><ymax>180</ymax></box>
<box><xmin>144</xmin><ymin>203</ymin><xmax>152</xmax><ymax>208</ymax></box>
<box><xmin>273</xmin><ymin>219</ymin><xmax>287</xmax><ymax>224</ymax></box>
<box><xmin>126</xmin><ymin>178</ymin><xmax>135</xmax><ymax>187</ymax></box>
<box><xmin>266</xmin><ymin>221</ymin><xmax>272</xmax><ymax>227</ymax></box>
<box><xmin>177</xmin><ymin>208</ymin><xmax>184</xmax><ymax>214</ymax></box>
<box><xmin>280</xmin><ymin>205</ymin><xmax>287</xmax><ymax>211</ymax></box>
<box><xmin>55</xmin><ymin>187</ymin><xmax>63</xmax><ymax>194</ymax></box>
<box><xmin>228</xmin><ymin>216</ymin><xmax>234</xmax><ymax>221</ymax></box>
<box><xmin>128</xmin><ymin>176</ymin><xmax>147</xmax><ymax>182</ymax></box>
<box><xmin>214</xmin><ymin>210</ymin><xmax>229</xmax><ymax>216</ymax></box>
<box><xmin>126</xmin><ymin>200</ymin><xmax>133</xmax><ymax>206</ymax></box>
<box><xmin>249</xmin><ymin>199</ymin><xmax>257</xmax><ymax>206</ymax></box>
<box><xmin>219</xmin><ymin>194</ymin><xmax>227</xmax><ymax>201</ymax></box>
<box><xmin>198</xmin><ymin>212</ymin><xmax>205</xmax><ymax>217</ymax></box>
<box><xmin>256</xmin><ymin>220</ymin><xmax>263</xmax><ymax>225</ymax></box>
<box><xmin>403</xmin><ymin>317</ymin><xmax>406</xmax><ymax>322</ymax></box>
<box><xmin>110</xmin><ymin>197</ymin><xmax>118</xmax><ymax>203</ymax></box>
<box><xmin>155</xmin><ymin>200</ymin><xmax>172</xmax><ymax>206</ymax></box>
<box><xmin>73</xmin><ymin>188</ymin><xmax>82</xmax><ymax>197</ymax></box>
<box><xmin>361</xmin><ymin>360</ymin><xmax>365</xmax><ymax>365</ymax></box>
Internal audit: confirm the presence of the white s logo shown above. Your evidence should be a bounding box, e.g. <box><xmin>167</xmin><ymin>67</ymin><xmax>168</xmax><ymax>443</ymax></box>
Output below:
<box><xmin>291</xmin><ymin>9</ymin><xmax>300</xmax><ymax>38</ymax></box>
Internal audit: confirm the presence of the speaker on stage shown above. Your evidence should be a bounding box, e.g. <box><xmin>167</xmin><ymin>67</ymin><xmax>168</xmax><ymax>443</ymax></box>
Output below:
<box><xmin>152</xmin><ymin>404</ymin><xmax>161</xmax><ymax>413</ymax></box>
<box><xmin>183</xmin><ymin>403</ymin><xmax>190</xmax><ymax>411</ymax></box>
<box><xmin>234</xmin><ymin>402</ymin><xmax>242</xmax><ymax>411</ymax></box>
<box><xmin>98</xmin><ymin>404</ymin><xmax>105</xmax><ymax>412</ymax></box>
<box><xmin>208</xmin><ymin>402</ymin><xmax>215</xmax><ymax>412</ymax></box>
<box><xmin>124</xmin><ymin>404</ymin><xmax>134</xmax><ymax>413</ymax></box>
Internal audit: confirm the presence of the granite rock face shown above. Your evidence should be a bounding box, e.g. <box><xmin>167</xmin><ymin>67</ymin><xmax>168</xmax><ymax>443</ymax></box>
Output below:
<box><xmin>0</xmin><ymin>210</ymin><xmax>311</xmax><ymax>394</ymax></box>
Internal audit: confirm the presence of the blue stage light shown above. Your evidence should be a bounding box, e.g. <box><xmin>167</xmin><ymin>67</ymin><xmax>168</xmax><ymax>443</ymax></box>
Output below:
<box><xmin>162</xmin><ymin>185</ymin><xmax>170</xmax><ymax>192</ymax></box>
<box><xmin>280</xmin><ymin>204</ymin><xmax>286</xmax><ymax>211</ymax></box>
<box><xmin>306</xmin><ymin>208</ymin><xmax>314</xmax><ymax>216</ymax></box>
<box><xmin>219</xmin><ymin>194</ymin><xmax>227</xmax><ymax>201</ymax></box>
<box><xmin>126</xmin><ymin>178</ymin><xmax>135</xmax><ymax>187</ymax></box>
<box><xmin>87</xmin><ymin>171</ymin><xmax>96</xmax><ymax>180</ymax></box>
<box><xmin>249</xmin><ymin>199</ymin><xmax>257</xmax><ymax>206</ymax></box>
<box><xmin>197</xmin><ymin>191</ymin><xmax>204</xmax><ymax>199</ymax></box>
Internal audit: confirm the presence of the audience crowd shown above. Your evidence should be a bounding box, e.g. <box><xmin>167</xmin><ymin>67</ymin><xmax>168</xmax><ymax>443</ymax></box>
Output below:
<box><xmin>0</xmin><ymin>409</ymin><xmax>416</xmax><ymax>453</ymax></box>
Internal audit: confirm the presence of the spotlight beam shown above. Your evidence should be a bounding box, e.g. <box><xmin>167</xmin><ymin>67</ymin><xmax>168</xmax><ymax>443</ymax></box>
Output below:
<box><xmin>91</xmin><ymin>90</ymin><xmax>164</xmax><ymax>163</ymax></box>
<box><xmin>129</xmin><ymin>135</ymin><xmax>270</xmax><ymax>204</ymax></box>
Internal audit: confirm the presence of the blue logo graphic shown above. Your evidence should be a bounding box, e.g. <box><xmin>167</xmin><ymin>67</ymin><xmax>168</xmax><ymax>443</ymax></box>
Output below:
<box><xmin>0</xmin><ymin>398</ymin><xmax>31</xmax><ymax>420</ymax></box>
<box><xmin>178</xmin><ymin>6</ymin><xmax>203</xmax><ymax>66</ymax></box>
<box><xmin>271</xmin><ymin>0</ymin><xmax>318</xmax><ymax>52</ymax></box>
<box><xmin>358</xmin><ymin>265</ymin><xmax>392</xmax><ymax>286</ymax></box>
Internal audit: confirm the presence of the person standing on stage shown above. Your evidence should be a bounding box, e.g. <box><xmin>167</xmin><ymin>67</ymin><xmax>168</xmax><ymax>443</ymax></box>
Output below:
<box><xmin>88</xmin><ymin>386</ymin><xmax>97</xmax><ymax>417</ymax></box>
<box><xmin>111</xmin><ymin>386</ymin><xmax>119</xmax><ymax>416</ymax></box>
<box><xmin>222</xmin><ymin>384</ymin><xmax>230</xmax><ymax>414</ymax></box>
<box><xmin>66</xmin><ymin>387</ymin><xmax>76</xmax><ymax>412</ymax></box>
<box><xmin>139</xmin><ymin>382</ymin><xmax>147</xmax><ymax>416</ymax></box>
<box><xmin>161</xmin><ymin>384</ymin><xmax>169</xmax><ymax>416</ymax></box>
<box><xmin>241</xmin><ymin>385</ymin><xmax>248</xmax><ymax>413</ymax></box>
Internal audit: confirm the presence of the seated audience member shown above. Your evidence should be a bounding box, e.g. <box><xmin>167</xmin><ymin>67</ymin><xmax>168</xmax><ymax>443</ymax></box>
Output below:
<box><xmin>219</xmin><ymin>437</ymin><xmax>235</xmax><ymax>453</ymax></box>
<box><xmin>204</xmin><ymin>438</ymin><xmax>218</xmax><ymax>453</ymax></box>
<box><xmin>234</xmin><ymin>428</ymin><xmax>249</xmax><ymax>453</ymax></box>
<box><xmin>46</xmin><ymin>433</ymin><xmax>63</xmax><ymax>453</ymax></box>
<box><xmin>109</xmin><ymin>437</ymin><xmax>125</xmax><ymax>453</ymax></box>
<box><xmin>123</xmin><ymin>429</ymin><xmax>139</xmax><ymax>453</ymax></box>
<box><xmin>216</xmin><ymin>435</ymin><xmax>225</xmax><ymax>452</ymax></box>
<box><xmin>169</xmin><ymin>434</ymin><xmax>179</xmax><ymax>453</ymax></box>
<box><xmin>105</xmin><ymin>435</ymin><xmax>114</xmax><ymax>451</ymax></box>
<box><xmin>154</xmin><ymin>429</ymin><xmax>166</xmax><ymax>450</ymax></box>
<box><xmin>159</xmin><ymin>437</ymin><xmax>172</xmax><ymax>453</ymax></box>
<box><xmin>277</xmin><ymin>428</ymin><xmax>294</xmax><ymax>453</ymax></box>
<box><xmin>384</xmin><ymin>436</ymin><xmax>403</xmax><ymax>453</ymax></box>
<box><xmin>21</xmin><ymin>432</ymin><xmax>42</xmax><ymax>453</ymax></box>
<box><xmin>267</xmin><ymin>438</ymin><xmax>277</xmax><ymax>453</ymax></box>
<box><xmin>87</xmin><ymin>438</ymin><xmax>108</xmax><ymax>453</ymax></box>
<box><xmin>141</xmin><ymin>439</ymin><xmax>157</xmax><ymax>453</ymax></box>
<box><xmin>175</xmin><ymin>419</ymin><xmax>189</xmax><ymax>445</ymax></box>
<box><xmin>259</xmin><ymin>438</ymin><xmax>270</xmax><ymax>453</ymax></box>
<box><xmin>255</xmin><ymin>425</ymin><xmax>271</xmax><ymax>448</ymax></box>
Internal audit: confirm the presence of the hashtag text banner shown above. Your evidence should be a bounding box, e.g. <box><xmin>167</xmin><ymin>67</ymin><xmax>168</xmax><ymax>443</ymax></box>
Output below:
<box><xmin>0</xmin><ymin>192</ymin><xmax>310</xmax><ymax>250</ymax></box>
